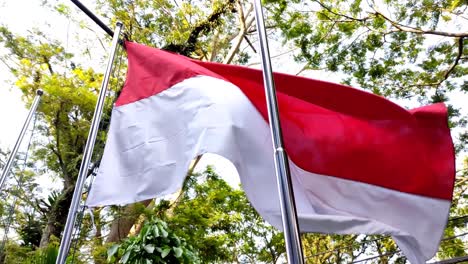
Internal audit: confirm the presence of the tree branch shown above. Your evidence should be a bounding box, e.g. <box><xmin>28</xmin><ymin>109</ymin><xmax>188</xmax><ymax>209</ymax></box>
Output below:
<box><xmin>296</xmin><ymin>63</ymin><xmax>310</xmax><ymax>76</ymax></box>
<box><xmin>247</xmin><ymin>48</ymin><xmax>299</xmax><ymax>66</ymax></box>
<box><xmin>246</xmin><ymin>24</ymin><xmax>277</xmax><ymax>34</ymax></box>
<box><xmin>43</xmin><ymin>56</ymin><xmax>54</xmax><ymax>75</ymax></box>
<box><xmin>409</xmin><ymin>37</ymin><xmax>465</xmax><ymax>88</ymax></box>
<box><xmin>243</xmin><ymin>35</ymin><xmax>257</xmax><ymax>53</ymax></box>
<box><xmin>312</xmin><ymin>0</ymin><xmax>369</xmax><ymax>22</ymax></box>
<box><xmin>375</xmin><ymin>11</ymin><xmax>468</xmax><ymax>37</ymax></box>
<box><xmin>223</xmin><ymin>1</ymin><xmax>247</xmax><ymax>64</ymax></box>
<box><xmin>0</xmin><ymin>57</ymin><xmax>17</xmax><ymax>73</ymax></box>
<box><xmin>209</xmin><ymin>30</ymin><xmax>220</xmax><ymax>61</ymax></box>
<box><xmin>313</xmin><ymin>1</ymin><xmax>467</xmax><ymax>38</ymax></box>
<box><xmin>52</xmin><ymin>105</ymin><xmax>72</xmax><ymax>188</ymax></box>
<box><xmin>444</xmin><ymin>37</ymin><xmax>465</xmax><ymax>79</ymax></box>
<box><xmin>162</xmin><ymin>0</ymin><xmax>236</xmax><ymax>56</ymax></box>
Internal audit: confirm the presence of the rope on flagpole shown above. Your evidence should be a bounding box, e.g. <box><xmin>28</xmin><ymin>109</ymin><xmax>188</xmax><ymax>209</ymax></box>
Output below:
<box><xmin>69</xmin><ymin>166</ymin><xmax>99</xmax><ymax>264</ymax></box>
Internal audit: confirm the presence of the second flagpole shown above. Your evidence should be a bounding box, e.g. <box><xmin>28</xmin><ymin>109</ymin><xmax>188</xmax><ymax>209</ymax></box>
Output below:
<box><xmin>252</xmin><ymin>0</ymin><xmax>305</xmax><ymax>263</ymax></box>
<box><xmin>55</xmin><ymin>22</ymin><xmax>123</xmax><ymax>264</ymax></box>
<box><xmin>0</xmin><ymin>89</ymin><xmax>43</xmax><ymax>193</ymax></box>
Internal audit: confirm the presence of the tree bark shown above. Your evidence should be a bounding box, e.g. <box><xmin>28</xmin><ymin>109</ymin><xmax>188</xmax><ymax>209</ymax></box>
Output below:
<box><xmin>105</xmin><ymin>199</ymin><xmax>152</xmax><ymax>243</ymax></box>
<box><xmin>162</xmin><ymin>0</ymin><xmax>236</xmax><ymax>56</ymax></box>
<box><xmin>39</xmin><ymin>186</ymin><xmax>74</xmax><ymax>248</ymax></box>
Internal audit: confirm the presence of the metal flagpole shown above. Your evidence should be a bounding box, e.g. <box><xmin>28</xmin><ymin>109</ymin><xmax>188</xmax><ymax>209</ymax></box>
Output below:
<box><xmin>252</xmin><ymin>0</ymin><xmax>305</xmax><ymax>263</ymax></box>
<box><xmin>0</xmin><ymin>89</ymin><xmax>43</xmax><ymax>193</ymax></box>
<box><xmin>55</xmin><ymin>22</ymin><xmax>123</xmax><ymax>264</ymax></box>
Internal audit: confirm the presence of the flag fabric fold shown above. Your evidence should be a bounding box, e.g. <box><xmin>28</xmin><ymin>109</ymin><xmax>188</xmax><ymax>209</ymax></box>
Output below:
<box><xmin>86</xmin><ymin>41</ymin><xmax>455</xmax><ymax>263</ymax></box>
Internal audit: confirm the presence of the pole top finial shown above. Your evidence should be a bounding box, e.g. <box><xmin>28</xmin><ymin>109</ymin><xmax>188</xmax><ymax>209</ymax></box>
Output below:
<box><xmin>36</xmin><ymin>89</ymin><xmax>44</xmax><ymax>96</ymax></box>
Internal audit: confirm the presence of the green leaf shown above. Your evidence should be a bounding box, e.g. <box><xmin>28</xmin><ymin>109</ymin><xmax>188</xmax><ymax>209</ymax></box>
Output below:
<box><xmin>160</xmin><ymin>228</ymin><xmax>168</xmax><ymax>238</ymax></box>
<box><xmin>120</xmin><ymin>251</ymin><xmax>131</xmax><ymax>264</ymax></box>
<box><xmin>107</xmin><ymin>244</ymin><xmax>119</xmax><ymax>261</ymax></box>
<box><xmin>141</xmin><ymin>225</ymin><xmax>149</xmax><ymax>241</ymax></box>
<box><xmin>152</xmin><ymin>225</ymin><xmax>159</xmax><ymax>237</ymax></box>
<box><xmin>143</xmin><ymin>244</ymin><xmax>155</xmax><ymax>254</ymax></box>
<box><xmin>161</xmin><ymin>246</ymin><xmax>171</xmax><ymax>258</ymax></box>
<box><xmin>173</xmin><ymin>247</ymin><xmax>183</xmax><ymax>258</ymax></box>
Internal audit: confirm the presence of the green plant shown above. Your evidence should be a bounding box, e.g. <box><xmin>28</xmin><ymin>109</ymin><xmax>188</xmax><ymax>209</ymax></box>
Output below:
<box><xmin>3</xmin><ymin>242</ymin><xmax>58</xmax><ymax>264</ymax></box>
<box><xmin>107</xmin><ymin>217</ymin><xmax>199</xmax><ymax>264</ymax></box>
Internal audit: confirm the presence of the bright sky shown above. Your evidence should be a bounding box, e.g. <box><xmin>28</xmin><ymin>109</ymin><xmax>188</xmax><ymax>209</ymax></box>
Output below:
<box><xmin>0</xmin><ymin>0</ymin><xmax>72</xmax><ymax>149</ymax></box>
<box><xmin>0</xmin><ymin>0</ymin><xmax>30</xmax><ymax>150</ymax></box>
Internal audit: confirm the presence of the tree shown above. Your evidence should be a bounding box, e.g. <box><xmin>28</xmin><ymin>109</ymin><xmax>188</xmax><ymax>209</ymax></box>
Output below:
<box><xmin>0</xmin><ymin>24</ymin><xmax>105</xmax><ymax>246</ymax></box>
<box><xmin>0</xmin><ymin>147</ymin><xmax>42</xmax><ymax>263</ymax></box>
<box><xmin>160</xmin><ymin>166</ymin><xmax>286</xmax><ymax>263</ymax></box>
<box><xmin>266</xmin><ymin>0</ymin><xmax>467</xmax><ymax>94</ymax></box>
<box><xmin>265</xmin><ymin>0</ymin><xmax>468</xmax><ymax>261</ymax></box>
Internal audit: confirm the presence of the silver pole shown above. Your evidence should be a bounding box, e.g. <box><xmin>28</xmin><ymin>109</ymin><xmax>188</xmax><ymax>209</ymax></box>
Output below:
<box><xmin>252</xmin><ymin>1</ymin><xmax>304</xmax><ymax>263</ymax></box>
<box><xmin>0</xmin><ymin>89</ymin><xmax>43</xmax><ymax>192</ymax></box>
<box><xmin>56</xmin><ymin>22</ymin><xmax>123</xmax><ymax>264</ymax></box>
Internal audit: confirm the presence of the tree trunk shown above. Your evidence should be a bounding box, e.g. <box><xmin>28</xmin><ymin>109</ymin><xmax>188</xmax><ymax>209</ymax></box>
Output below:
<box><xmin>93</xmin><ymin>208</ymin><xmax>102</xmax><ymax>245</ymax></box>
<box><xmin>105</xmin><ymin>199</ymin><xmax>152</xmax><ymax>243</ymax></box>
<box><xmin>39</xmin><ymin>186</ymin><xmax>74</xmax><ymax>248</ymax></box>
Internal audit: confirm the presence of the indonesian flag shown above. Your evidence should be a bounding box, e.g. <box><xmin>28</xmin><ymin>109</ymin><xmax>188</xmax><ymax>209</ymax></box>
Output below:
<box><xmin>87</xmin><ymin>41</ymin><xmax>455</xmax><ymax>263</ymax></box>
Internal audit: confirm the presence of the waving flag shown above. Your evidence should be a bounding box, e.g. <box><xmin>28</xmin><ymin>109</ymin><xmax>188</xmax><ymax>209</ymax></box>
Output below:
<box><xmin>86</xmin><ymin>41</ymin><xmax>455</xmax><ymax>263</ymax></box>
